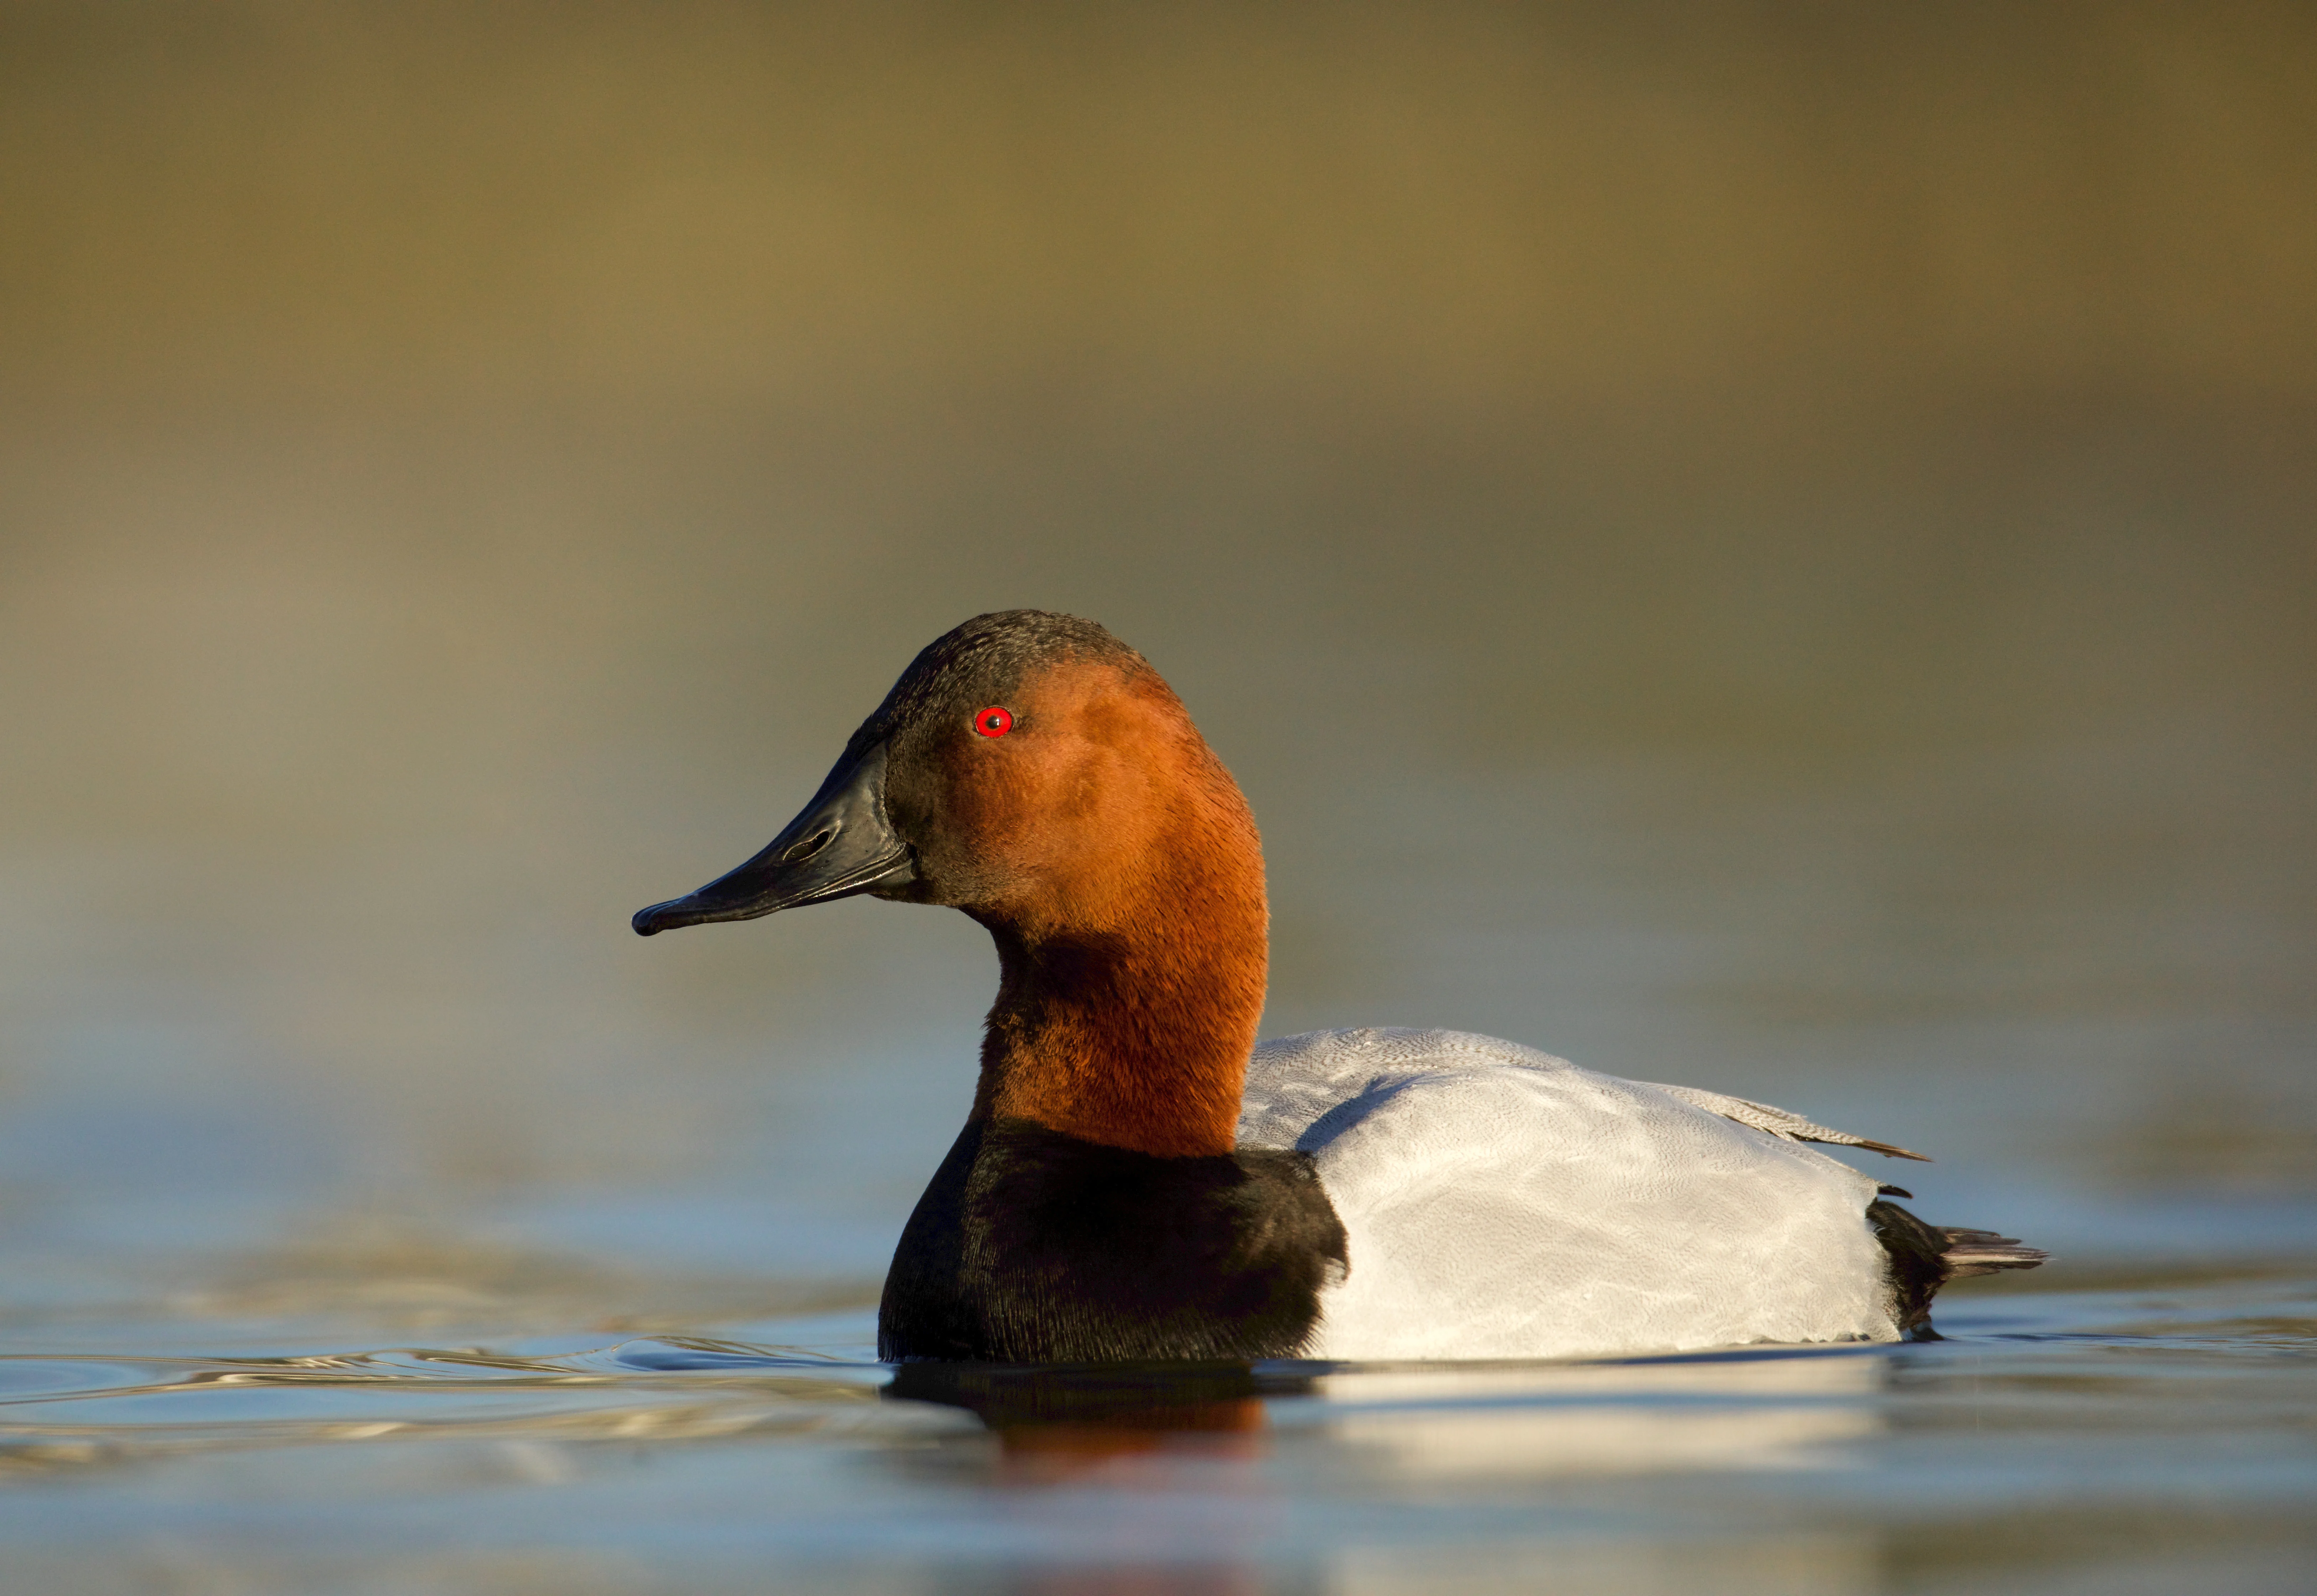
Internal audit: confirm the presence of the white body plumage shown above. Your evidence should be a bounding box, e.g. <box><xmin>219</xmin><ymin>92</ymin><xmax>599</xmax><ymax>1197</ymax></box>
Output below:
<box><xmin>1238</xmin><ymin>1029</ymin><xmax>1905</xmax><ymax>1361</ymax></box>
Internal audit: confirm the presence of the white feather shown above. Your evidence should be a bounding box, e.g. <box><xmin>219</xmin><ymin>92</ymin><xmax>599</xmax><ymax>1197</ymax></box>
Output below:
<box><xmin>1237</xmin><ymin>1028</ymin><xmax>1902</xmax><ymax>1361</ymax></box>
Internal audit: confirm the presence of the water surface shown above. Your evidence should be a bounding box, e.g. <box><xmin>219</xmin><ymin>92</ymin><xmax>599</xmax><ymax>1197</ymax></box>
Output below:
<box><xmin>1</xmin><ymin>1253</ymin><xmax>2310</xmax><ymax>1595</ymax></box>
<box><xmin>2</xmin><ymin>7</ymin><xmax>2312</xmax><ymax>1589</ymax></box>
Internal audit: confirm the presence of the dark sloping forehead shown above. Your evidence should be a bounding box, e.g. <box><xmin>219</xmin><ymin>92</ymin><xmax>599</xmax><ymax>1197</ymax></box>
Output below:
<box><xmin>841</xmin><ymin>610</ymin><xmax>1143</xmax><ymax>760</ymax></box>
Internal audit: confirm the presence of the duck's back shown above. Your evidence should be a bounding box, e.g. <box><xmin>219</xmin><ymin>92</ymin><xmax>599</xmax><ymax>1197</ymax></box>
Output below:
<box><xmin>1238</xmin><ymin>1028</ymin><xmax>1899</xmax><ymax>1360</ymax></box>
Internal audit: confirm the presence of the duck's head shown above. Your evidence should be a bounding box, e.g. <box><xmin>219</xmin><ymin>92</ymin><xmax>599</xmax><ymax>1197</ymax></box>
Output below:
<box><xmin>635</xmin><ymin>609</ymin><xmax>1267</xmax><ymax>1154</ymax></box>
<box><xmin>632</xmin><ymin>609</ymin><xmax>1259</xmax><ymax>943</ymax></box>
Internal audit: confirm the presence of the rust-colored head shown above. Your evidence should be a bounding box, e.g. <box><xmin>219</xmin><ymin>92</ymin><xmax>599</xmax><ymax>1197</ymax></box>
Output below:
<box><xmin>633</xmin><ymin>611</ymin><xmax>1268</xmax><ymax>1157</ymax></box>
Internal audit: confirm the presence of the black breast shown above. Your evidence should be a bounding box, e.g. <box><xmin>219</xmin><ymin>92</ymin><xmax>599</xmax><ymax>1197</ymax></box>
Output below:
<box><xmin>877</xmin><ymin>1118</ymin><xmax>1349</xmax><ymax>1363</ymax></box>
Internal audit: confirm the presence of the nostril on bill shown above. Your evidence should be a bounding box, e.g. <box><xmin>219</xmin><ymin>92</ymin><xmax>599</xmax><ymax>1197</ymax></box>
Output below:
<box><xmin>783</xmin><ymin>826</ymin><xmax>837</xmax><ymax>865</ymax></box>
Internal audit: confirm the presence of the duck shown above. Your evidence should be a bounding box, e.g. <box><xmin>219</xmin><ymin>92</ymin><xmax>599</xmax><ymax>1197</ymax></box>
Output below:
<box><xmin>633</xmin><ymin>610</ymin><xmax>2042</xmax><ymax>1362</ymax></box>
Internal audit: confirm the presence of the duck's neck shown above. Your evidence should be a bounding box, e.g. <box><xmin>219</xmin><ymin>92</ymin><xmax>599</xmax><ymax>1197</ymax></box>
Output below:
<box><xmin>967</xmin><ymin>801</ymin><xmax>1267</xmax><ymax>1160</ymax></box>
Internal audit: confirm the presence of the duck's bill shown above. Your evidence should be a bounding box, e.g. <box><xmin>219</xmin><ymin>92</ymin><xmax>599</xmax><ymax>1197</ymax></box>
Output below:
<box><xmin>631</xmin><ymin>742</ymin><xmax>916</xmax><ymax>936</ymax></box>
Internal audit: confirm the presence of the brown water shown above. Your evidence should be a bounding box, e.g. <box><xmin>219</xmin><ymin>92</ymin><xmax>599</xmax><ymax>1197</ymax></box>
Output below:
<box><xmin>1</xmin><ymin>5</ymin><xmax>2313</xmax><ymax>1590</ymax></box>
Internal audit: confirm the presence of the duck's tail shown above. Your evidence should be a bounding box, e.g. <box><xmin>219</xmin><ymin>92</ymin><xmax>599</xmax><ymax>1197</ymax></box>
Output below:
<box><xmin>1935</xmin><ymin>1227</ymin><xmax>2051</xmax><ymax>1279</ymax></box>
<box><xmin>1868</xmin><ymin>1199</ymin><xmax>2048</xmax><ymax>1337</ymax></box>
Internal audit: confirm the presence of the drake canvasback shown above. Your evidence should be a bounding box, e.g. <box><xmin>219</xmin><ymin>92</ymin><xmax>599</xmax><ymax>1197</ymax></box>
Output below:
<box><xmin>633</xmin><ymin>610</ymin><xmax>2042</xmax><ymax>1362</ymax></box>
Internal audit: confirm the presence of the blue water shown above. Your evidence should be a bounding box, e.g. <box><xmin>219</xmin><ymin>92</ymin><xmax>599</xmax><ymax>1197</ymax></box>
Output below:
<box><xmin>0</xmin><ymin>1263</ymin><xmax>2310</xmax><ymax>1594</ymax></box>
<box><xmin>2</xmin><ymin>746</ymin><xmax>2310</xmax><ymax>1592</ymax></box>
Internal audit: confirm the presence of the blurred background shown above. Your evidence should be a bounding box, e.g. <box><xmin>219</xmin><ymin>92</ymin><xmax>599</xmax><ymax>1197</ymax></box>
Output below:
<box><xmin>1</xmin><ymin>0</ymin><xmax>2312</xmax><ymax>1313</ymax></box>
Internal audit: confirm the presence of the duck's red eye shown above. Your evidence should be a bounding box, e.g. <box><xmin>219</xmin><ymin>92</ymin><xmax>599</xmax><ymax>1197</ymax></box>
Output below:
<box><xmin>973</xmin><ymin>706</ymin><xmax>1013</xmax><ymax>737</ymax></box>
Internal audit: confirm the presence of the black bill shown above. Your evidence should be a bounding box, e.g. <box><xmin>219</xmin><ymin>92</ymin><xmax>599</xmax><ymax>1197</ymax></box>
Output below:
<box><xmin>632</xmin><ymin>742</ymin><xmax>915</xmax><ymax>936</ymax></box>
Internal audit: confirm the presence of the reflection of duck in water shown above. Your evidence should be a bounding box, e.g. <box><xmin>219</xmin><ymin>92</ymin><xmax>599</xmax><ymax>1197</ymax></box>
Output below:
<box><xmin>888</xmin><ymin>1362</ymin><xmax>1292</xmax><ymax>1475</ymax></box>
<box><xmin>634</xmin><ymin>611</ymin><xmax>2043</xmax><ymax>1362</ymax></box>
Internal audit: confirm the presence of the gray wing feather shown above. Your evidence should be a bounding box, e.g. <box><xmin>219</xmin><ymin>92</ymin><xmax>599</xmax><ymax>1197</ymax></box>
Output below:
<box><xmin>1643</xmin><ymin>1083</ymin><xmax>1931</xmax><ymax>1162</ymax></box>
